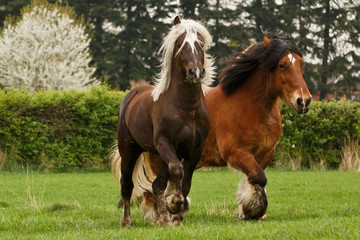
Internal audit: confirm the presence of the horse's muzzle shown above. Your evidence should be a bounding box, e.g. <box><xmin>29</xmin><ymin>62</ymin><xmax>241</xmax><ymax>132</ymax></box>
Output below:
<box><xmin>291</xmin><ymin>96</ymin><xmax>311</xmax><ymax>114</ymax></box>
<box><xmin>186</xmin><ymin>67</ymin><xmax>205</xmax><ymax>84</ymax></box>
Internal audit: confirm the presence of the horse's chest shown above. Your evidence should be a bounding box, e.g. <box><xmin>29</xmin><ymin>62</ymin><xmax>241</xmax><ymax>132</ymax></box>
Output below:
<box><xmin>253</xmin><ymin>122</ymin><xmax>282</xmax><ymax>157</ymax></box>
<box><xmin>178</xmin><ymin>124</ymin><xmax>202</xmax><ymax>146</ymax></box>
<box><xmin>171</xmin><ymin>112</ymin><xmax>209</xmax><ymax>150</ymax></box>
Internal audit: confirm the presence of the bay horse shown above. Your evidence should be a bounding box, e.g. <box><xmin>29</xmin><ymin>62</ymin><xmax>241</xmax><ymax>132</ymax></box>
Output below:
<box><xmin>123</xmin><ymin>33</ymin><xmax>312</xmax><ymax>221</ymax></box>
<box><xmin>110</xmin><ymin>16</ymin><xmax>215</xmax><ymax>226</ymax></box>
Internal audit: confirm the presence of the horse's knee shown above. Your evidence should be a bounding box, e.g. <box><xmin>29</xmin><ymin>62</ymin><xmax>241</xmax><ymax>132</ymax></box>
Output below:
<box><xmin>168</xmin><ymin>162</ymin><xmax>184</xmax><ymax>180</ymax></box>
<box><xmin>248</xmin><ymin>166</ymin><xmax>267</xmax><ymax>187</ymax></box>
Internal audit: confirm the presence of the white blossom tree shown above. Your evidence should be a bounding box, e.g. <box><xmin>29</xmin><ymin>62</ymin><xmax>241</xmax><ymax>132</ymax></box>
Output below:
<box><xmin>0</xmin><ymin>0</ymin><xmax>98</xmax><ymax>91</ymax></box>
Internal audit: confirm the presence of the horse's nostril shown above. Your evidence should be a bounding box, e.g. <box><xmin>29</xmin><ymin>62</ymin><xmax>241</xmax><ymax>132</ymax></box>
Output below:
<box><xmin>200</xmin><ymin>68</ymin><xmax>205</xmax><ymax>77</ymax></box>
<box><xmin>296</xmin><ymin>98</ymin><xmax>303</xmax><ymax>106</ymax></box>
<box><xmin>188</xmin><ymin>68</ymin><xmax>195</xmax><ymax>77</ymax></box>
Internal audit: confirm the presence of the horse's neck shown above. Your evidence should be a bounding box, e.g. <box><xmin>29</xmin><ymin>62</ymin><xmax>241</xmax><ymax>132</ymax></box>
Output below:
<box><xmin>167</xmin><ymin>67</ymin><xmax>203</xmax><ymax>108</ymax></box>
<box><xmin>244</xmin><ymin>70</ymin><xmax>280</xmax><ymax>115</ymax></box>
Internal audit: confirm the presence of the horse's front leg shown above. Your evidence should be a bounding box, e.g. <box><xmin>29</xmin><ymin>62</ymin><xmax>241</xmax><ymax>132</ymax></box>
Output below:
<box><xmin>223</xmin><ymin>147</ymin><xmax>269</xmax><ymax>220</ymax></box>
<box><xmin>152</xmin><ymin>161</ymin><xmax>170</xmax><ymax>226</ymax></box>
<box><xmin>156</xmin><ymin>137</ymin><xmax>184</xmax><ymax>215</ymax></box>
<box><xmin>169</xmin><ymin>148</ymin><xmax>202</xmax><ymax>226</ymax></box>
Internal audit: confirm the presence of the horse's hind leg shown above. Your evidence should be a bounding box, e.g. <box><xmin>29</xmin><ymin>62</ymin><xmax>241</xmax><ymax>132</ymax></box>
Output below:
<box><xmin>141</xmin><ymin>191</ymin><xmax>156</xmax><ymax>219</ymax></box>
<box><xmin>118</xmin><ymin>140</ymin><xmax>142</xmax><ymax>227</ymax></box>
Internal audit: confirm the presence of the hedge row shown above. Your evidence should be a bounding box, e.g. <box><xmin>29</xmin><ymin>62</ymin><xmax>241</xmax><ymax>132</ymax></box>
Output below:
<box><xmin>276</xmin><ymin>101</ymin><xmax>360</xmax><ymax>168</ymax></box>
<box><xmin>1</xmin><ymin>86</ymin><xmax>359</xmax><ymax>170</ymax></box>
<box><xmin>0</xmin><ymin>86</ymin><xmax>126</xmax><ymax>170</ymax></box>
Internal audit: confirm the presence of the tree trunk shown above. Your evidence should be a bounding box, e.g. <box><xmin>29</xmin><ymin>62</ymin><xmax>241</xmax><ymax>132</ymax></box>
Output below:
<box><xmin>254</xmin><ymin>0</ymin><xmax>263</xmax><ymax>42</ymax></box>
<box><xmin>320</xmin><ymin>0</ymin><xmax>330</xmax><ymax>100</ymax></box>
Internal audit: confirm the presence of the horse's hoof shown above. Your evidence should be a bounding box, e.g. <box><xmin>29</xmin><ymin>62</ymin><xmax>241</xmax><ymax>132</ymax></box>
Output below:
<box><xmin>166</xmin><ymin>194</ymin><xmax>184</xmax><ymax>214</ymax></box>
<box><xmin>153</xmin><ymin>213</ymin><xmax>170</xmax><ymax>226</ymax></box>
<box><xmin>259</xmin><ymin>213</ymin><xmax>268</xmax><ymax>221</ymax></box>
<box><xmin>237</xmin><ymin>178</ymin><xmax>268</xmax><ymax>220</ymax></box>
<box><xmin>236</xmin><ymin>205</ymin><xmax>246</xmax><ymax>221</ymax></box>
<box><xmin>238</xmin><ymin>185</ymin><xmax>268</xmax><ymax>220</ymax></box>
<box><xmin>120</xmin><ymin>217</ymin><xmax>132</xmax><ymax>227</ymax></box>
<box><xmin>171</xmin><ymin>215</ymin><xmax>183</xmax><ymax>226</ymax></box>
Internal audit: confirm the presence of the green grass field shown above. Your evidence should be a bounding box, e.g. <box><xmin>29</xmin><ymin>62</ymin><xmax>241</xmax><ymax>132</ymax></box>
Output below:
<box><xmin>0</xmin><ymin>168</ymin><xmax>359</xmax><ymax>239</ymax></box>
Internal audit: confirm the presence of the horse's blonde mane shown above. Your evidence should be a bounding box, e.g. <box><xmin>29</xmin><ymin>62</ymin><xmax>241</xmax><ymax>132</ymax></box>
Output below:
<box><xmin>152</xmin><ymin>19</ymin><xmax>216</xmax><ymax>102</ymax></box>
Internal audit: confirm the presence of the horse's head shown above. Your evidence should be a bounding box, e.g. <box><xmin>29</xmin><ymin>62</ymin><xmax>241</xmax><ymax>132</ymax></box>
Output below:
<box><xmin>152</xmin><ymin>16</ymin><xmax>215</xmax><ymax>102</ymax></box>
<box><xmin>264</xmin><ymin>35</ymin><xmax>312</xmax><ymax>114</ymax></box>
<box><xmin>173</xmin><ymin>16</ymin><xmax>206</xmax><ymax>84</ymax></box>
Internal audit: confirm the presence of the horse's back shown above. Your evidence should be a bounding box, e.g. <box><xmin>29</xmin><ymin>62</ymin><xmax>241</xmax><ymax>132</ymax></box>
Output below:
<box><xmin>120</xmin><ymin>85</ymin><xmax>153</xmax><ymax>115</ymax></box>
<box><xmin>118</xmin><ymin>85</ymin><xmax>155</xmax><ymax>151</ymax></box>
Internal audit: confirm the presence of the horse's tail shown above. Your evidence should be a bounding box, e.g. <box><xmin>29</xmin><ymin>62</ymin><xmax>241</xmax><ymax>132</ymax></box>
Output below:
<box><xmin>110</xmin><ymin>143</ymin><xmax>155</xmax><ymax>203</ymax></box>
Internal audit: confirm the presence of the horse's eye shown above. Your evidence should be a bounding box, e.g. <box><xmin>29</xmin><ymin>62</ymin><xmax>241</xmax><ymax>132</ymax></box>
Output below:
<box><xmin>177</xmin><ymin>44</ymin><xmax>182</xmax><ymax>49</ymax></box>
<box><xmin>279</xmin><ymin>64</ymin><xmax>285</xmax><ymax>69</ymax></box>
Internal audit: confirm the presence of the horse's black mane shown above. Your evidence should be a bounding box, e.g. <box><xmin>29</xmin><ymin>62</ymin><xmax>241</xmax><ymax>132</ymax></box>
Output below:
<box><xmin>220</xmin><ymin>33</ymin><xmax>302</xmax><ymax>96</ymax></box>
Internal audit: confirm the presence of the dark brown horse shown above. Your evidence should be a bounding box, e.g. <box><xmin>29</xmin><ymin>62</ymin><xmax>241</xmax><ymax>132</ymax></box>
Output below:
<box><xmin>110</xmin><ymin>16</ymin><xmax>215</xmax><ymax>226</ymax></box>
<box><xmin>125</xmin><ymin>33</ymin><xmax>312</xmax><ymax>221</ymax></box>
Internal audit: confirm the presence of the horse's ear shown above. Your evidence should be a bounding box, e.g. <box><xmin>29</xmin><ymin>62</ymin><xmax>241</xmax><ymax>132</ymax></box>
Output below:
<box><xmin>174</xmin><ymin>16</ymin><xmax>181</xmax><ymax>26</ymax></box>
<box><xmin>263</xmin><ymin>35</ymin><xmax>270</xmax><ymax>48</ymax></box>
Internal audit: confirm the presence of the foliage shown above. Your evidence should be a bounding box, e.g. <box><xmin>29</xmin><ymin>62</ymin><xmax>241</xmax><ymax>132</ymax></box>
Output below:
<box><xmin>61</xmin><ymin>0</ymin><xmax>170</xmax><ymax>89</ymax></box>
<box><xmin>276</xmin><ymin>101</ymin><xmax>360</xmax><ymax>169</ymax></box>
<box><xmin>0</xmin><ymin>170</ymin><xmax>359</xmax><ymax>239</ymax></box>
<box><xmin>1</xmin><ymin>87</ymin><xmax>359</xmax><ymax>170</ymax></box>
<box><xmin>0</xmin><ymin>0</ymin><xmax>97</xmax><ymax>92</ymax></box>
<box><xmin>0</xmin><ymin>86</ymin><xmax>126</xmax><ymax>171</ymax></box>
<box><xmin>1</xmin><ymin>1</ymin><xmax>359</xmax><ymax>96</ymax></box>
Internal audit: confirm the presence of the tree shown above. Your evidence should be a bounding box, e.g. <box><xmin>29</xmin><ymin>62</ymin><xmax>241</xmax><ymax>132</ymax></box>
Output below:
<box><xmin>113</xmin><ymin>0</ymin><xmax>170</xmax><ymax>89</ymax></box>
<box><xmin>66</xmin><ymin>0</ymin><xmax>171</xmax><ymax>89</ymax></box>
<box><xmin>0</xmin><ymin>0</ymin><xmax>97</xmax><ymax>92</ymax></box>
<box><xmin>241</xmin><ymin>0</ymin><xmax>283</xmax><ymax>42</ymax></box>
<box><xmin>0</xmin><ymin>0</ymin><xmax>30</xmax><ymax>28</ymax></box>
<box><xmin>308</xmin><ymin>0</ymin><xmax>360</xmax><ymax>99</ymax></box>
<box><xmin>62</xmin><ymin>0</ymin><xmax>124</xmax><ymax>87</ymax></box>
<box><xmin>204</xmin><ymin>0</ymin><xmax>249</xmax><ymax>68</ymax></box>
<box><xmin>179</xmin><ymin>0</ymin><xmax>207</xmax><ymax>19</ymax></box>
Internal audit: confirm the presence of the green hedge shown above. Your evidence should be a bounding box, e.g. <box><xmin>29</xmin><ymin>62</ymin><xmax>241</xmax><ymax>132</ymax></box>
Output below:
<box><xmin>276</xmin><ymin>101</ymin><xmax>360</xmax><ymax>168</ymax></box>
<box><xmin>0</xmin><ymin>86</ymin><xmax>126</xmax><ymax>171</ymax></box>
<box><xmin>1</xmin><ymin>87</ymin><xmax>359</xmax><ymax>170</ymax></box>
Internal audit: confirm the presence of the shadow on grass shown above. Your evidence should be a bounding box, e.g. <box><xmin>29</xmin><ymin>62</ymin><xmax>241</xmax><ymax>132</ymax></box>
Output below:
<box><xmin>45</xmin><ymin>203</ymin><xmax>80</xmax><ymax>213</ymax></box>
<box><xmin>0</xmin><ymin>201</ymin><xmax>10</xmax><ymax>208</ymax></box>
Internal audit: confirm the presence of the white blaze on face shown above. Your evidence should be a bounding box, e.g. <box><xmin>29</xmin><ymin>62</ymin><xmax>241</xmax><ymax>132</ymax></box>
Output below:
<box><xmin>179</xmin><ymin>31</ymin><xmax>198</xmax><ymax>55</ymax></box>
<box><xmin>178</xmin><ymin>31</ymin><xmax>203</xmax><ymax>80</ymax></box>
<box><xmin>288</xmin><ymin>53</ymin><xmax>296</xmax><ymax>64</ymax></box>
<box><xmin>196</xmin><ymin>68</ymin><xmax>200</xmax><ymax>79</ymax></box>
<box><xmin>300</xmin><ymin>88</ymin><xmax>304</xmax><ymax>104</ymax></box>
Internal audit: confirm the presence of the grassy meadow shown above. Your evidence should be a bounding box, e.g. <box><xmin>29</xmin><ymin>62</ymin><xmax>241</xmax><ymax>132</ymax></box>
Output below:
<box><xmin>0</xmin><ymin>168</ymin><xmax>359</xmax><ymax>239</ymax></box>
